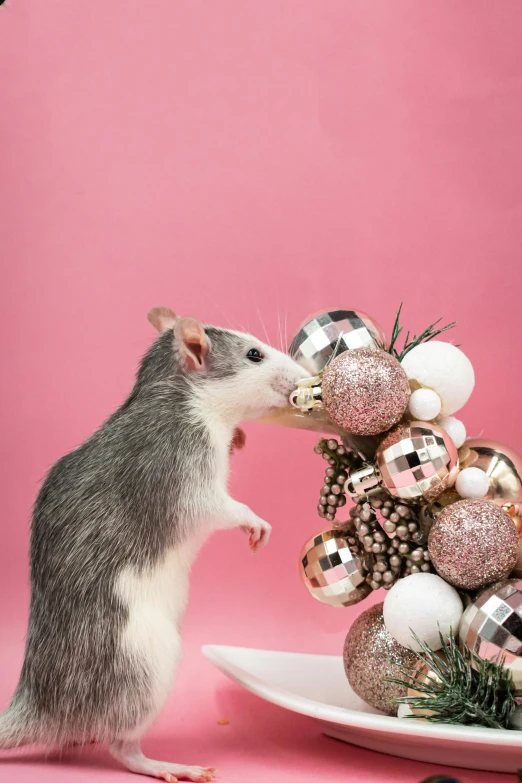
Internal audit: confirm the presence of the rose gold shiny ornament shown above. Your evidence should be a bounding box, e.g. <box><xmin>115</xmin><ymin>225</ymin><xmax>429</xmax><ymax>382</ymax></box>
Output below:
<box><xmin>299</xmin><ymin>530</ymin><xmax>371</xmax><ymax>607</ymax></box>
<box><xmin>459</xmin><ymin>579</ymin><xmax>522</xmax><ymax>693</ymax></box>
<box><xmin>376</xmin><ymin>421</ymin><xmax>459</xmax><ymax>503</ymax></box>
<box><xmin>289</xmin><ymin>309</ymin><xmax>387</xmax><ymax>375</ymax></box>
<box><xmin>419</xmin><ymin>488</ymin><xmax>461</xmax><ymax>526</ymax></box>
<box><xmin>322</xmin><ymin>347</ymin><xmax>411</xmax><ymax>436</ymax></box>
<box><xmin>458</xmin><ymin>439</ymin><xmax>522</xmax><ymax>506</ymax></box>
<box><xmin>406</xmin><ymin>655</ymin><xmax>446</xmax><ymax>718</ymax></box>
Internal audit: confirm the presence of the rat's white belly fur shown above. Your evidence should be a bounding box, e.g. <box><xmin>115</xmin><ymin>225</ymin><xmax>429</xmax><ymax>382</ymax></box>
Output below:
<box><xmin>115</xmin><ymin>535</ymin><xmax>204</xmax><ymax>735</ymax></box>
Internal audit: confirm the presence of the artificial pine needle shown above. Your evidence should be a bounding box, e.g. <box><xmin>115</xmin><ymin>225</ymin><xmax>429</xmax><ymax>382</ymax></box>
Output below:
<box><xmin>382</xmin><ymin>304</ymin><xmax>457</xmax><ymax>361</ymax></box>
<box><xmin>386</xmin><ymin>629</ymin><xmax>516</xmax><ymax>729</ymax></box>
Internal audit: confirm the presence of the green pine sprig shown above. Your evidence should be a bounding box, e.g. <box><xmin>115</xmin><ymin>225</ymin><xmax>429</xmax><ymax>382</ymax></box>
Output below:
<box><xmin>387</xmin><ymin>628</ymin><xmax>516</xmax><ymax>730</ymax></box>
<box><xmin>381</xmin><ymin>303</ymin><xmax>457</xmax><ymax>362</ymax></box>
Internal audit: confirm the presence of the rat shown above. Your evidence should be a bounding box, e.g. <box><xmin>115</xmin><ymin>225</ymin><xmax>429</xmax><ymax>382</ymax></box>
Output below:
<box><xmin>0</xmin><ymin>307</ymin><xmax>305</xmax><ymax>782</ymax></box>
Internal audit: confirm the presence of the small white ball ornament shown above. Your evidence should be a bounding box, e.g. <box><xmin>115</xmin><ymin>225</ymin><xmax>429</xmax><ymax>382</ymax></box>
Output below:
<box><xmin>408</xmin><ymin>388</ymin><xmax>441</xmax><ymax>421</ymax></box>
<box><xmin>383</xmin><ymin>572</ymin><xmax>463</xmax><ymax>652</ymax></box>
<box><xmin>401</xmin><ymin>341</ymin><xmax>475</xmax><ymax>416</ymax></box>
<box><xmin>397</xmin><ymin>703</ymin><xmax>413</xmax><ymax>718</ymax></box>
<box><xmin>455</xmin><ymin>466</ymin><xmax>490</xmax><ymax>499</ymax></box>
<box><xmin>438</xmin><ymin>416</ymin><xmax>467</xmax><ymax>449</ymax></box>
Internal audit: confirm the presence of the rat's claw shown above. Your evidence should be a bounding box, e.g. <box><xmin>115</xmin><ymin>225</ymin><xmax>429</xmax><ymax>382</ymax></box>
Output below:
<box><xmin>248</xmin><ymin>520</ymin><xmax>271</xmax><ymax>552</ymax></box>
<box><xmin>158</xmin><ymin>769</ymin><xmax>216</xmax><ymax>783</ymax></box>
<box><xmin>229</xmin><ymin>427</ymin><xmax>246</xmax><ymax>454</ymax></box>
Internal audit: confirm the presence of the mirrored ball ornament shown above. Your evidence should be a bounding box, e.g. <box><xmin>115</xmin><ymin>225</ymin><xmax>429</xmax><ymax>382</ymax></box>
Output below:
<box><xmin>458</xmin><ymin>439</ymin><xmax>522</xmax><ymax>506</ymax></box>
<box><xmin>299</xmin><ymin>529</ymin><xmax>371</xmax><ymax>607</ymax></box>
<box><xmin>376</xmin><ymin>421</ymin><xmax>459</xmax><ymax>503</ymax></box>
<box><xmin>288</xmin><ymin>309</ymin><xmax>387</xmax><ymax>375</ymax></box>
<box><xmin>459</xmin><ymin>579</ymin><xmax>522</xmax><ymax>692</ymax></box>
<box><xmin>322</xmin><ymin>347</ymin><xmax>411</xmax><ymax>436</ymax></box>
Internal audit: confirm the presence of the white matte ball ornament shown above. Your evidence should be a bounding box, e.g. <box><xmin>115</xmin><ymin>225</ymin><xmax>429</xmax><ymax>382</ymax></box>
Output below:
<box><xmin>455</xmin><ymin>466</ymin><xmax>490</xmax><ymax>499</ymax></box>
<box><xmin>438</xmin><ymin>416</ymin><xmax>467</xmax><ymax>449</ymax></box>
<box><xmin>383</xmin><ymin>573</ymin><xmax>463</xmax><ymax>652</ymax></box>
<box><xmin>401</xmin><ymin>341</ymin><xmax>475</xmax><ymax>416</ymax></box>
<box><xmin>408</xmin><ymin>388</ymin><xmax>441</xmax><ymax>421</ymax></box>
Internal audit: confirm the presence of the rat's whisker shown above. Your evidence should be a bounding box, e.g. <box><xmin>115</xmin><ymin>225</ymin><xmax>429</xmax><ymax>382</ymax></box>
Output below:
<box><xmin>255</xmin><ymin>302</ymin><xmax>271</xmax><ymax>348</ymax></box>
<box><xmin>209</xmin><ymin>299</ymin><xmax>237</xmax><ymax>331</ymax></box>
<box><xmin>283</xmin><ymin>301</ymin><xmax>289</xmax><ymax>353</ymax></box>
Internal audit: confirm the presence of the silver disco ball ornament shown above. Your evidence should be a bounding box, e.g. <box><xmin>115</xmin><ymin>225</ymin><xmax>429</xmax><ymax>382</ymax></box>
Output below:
<box><xmin>459</xmin><ymin>579</ymin><xmax>522</xmax><ymax>692</ymax></box>
<box><xmin>376</xmin><ymin>421</ymin><xmax>459</xmax><ymax>503</ymax></box>
<box><xmin>289</xmin><ymin>309</ymin><xmax>387</xmax><ymax>375</ymax></box>
<box><xmin>299</xmin><ymin>529</ymin><xmax>371</xmax><ymax>607</ymax></box>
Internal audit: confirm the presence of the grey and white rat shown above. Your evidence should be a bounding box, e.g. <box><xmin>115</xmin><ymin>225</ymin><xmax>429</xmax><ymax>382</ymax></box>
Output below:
<box><xmin>0</xmin><ymin>307</ymin><xmax>304</xmax><ymax>782</ymax></box>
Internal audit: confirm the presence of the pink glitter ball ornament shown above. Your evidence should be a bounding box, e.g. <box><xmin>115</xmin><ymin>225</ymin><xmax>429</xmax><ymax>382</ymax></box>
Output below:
<box><xmin>322</xmin><ymin>347</ymin><xmax>410</xmax><ymax>436</ymax></box>
<box><xmin>428</xmin><ymin>499</ymin><xmax>519</xmax><ymax>590</ymax></box>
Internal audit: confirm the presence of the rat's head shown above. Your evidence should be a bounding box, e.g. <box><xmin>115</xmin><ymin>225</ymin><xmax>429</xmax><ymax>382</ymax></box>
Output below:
<box><xmin>147</xmin><ymin>307</ymin><xmax>304</xmax><ymax>425</ymax></box>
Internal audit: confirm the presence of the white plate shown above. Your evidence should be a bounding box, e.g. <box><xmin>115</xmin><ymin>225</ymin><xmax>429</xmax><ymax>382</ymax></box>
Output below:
<box><xmin>202</xmin><ymin>644</ymin><xmax>522</xmax><ymax>774</ymax></box>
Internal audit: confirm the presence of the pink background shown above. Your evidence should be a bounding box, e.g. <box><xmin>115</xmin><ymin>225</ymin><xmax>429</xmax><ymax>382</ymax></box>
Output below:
<box><xmin>1</xmin><ymin>1</ymin><xmax>522</xmax><ymax>781</ymax></box>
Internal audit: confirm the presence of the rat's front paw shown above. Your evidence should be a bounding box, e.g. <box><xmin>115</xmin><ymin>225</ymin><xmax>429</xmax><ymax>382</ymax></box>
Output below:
<box><xmin>229</xmin><ymin>427</ymin><xmax>246</xmax><ymax>454</ymax></box>
<box><xmin>241</xmin><ymin>517</ymin><xmax>271</xmax><ymax>553</ymax></box>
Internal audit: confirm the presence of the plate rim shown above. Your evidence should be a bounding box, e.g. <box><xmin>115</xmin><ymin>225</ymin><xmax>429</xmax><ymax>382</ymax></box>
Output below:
<box><xmin>202</xmin><ymin>643</ymin><xmax>522</xmax><ymax>747</ymax></box>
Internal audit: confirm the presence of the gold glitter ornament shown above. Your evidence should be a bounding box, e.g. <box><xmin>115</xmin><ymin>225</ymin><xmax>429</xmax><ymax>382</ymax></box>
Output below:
<box><xmin>428</xmin><ymin>499</ymin><xmax>519</xmax><ymax>590</ymax></box>
<box><xmin>458</xmin><ymin>439</ymin><xmax>522</xmax><ymax>506</ymax></box>
<box><xmin>459</xmin><ymin>579</ymin><xmax>522</xmax><ymax>693</ymax></box>
<box><xmin>343</xmin><ymin>603</ymin><xmax>418</xmax><ymax>715</ymax></box>
<box><xmin>299</xmin><ymin>530</ymin><xmax>371</xmax><ymax>607</ymax></box>
<box><xmin>322</xmin><ymin>347</ymin><xmax>410</xmax><ymax>436</ymax></box>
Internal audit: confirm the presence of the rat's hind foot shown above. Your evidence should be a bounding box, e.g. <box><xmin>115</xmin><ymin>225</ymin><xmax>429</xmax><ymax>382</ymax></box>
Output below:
<box><xmin>110</xmin><ymin>740</ymin><xmax>216</xmax><ymax>782</ymax></box>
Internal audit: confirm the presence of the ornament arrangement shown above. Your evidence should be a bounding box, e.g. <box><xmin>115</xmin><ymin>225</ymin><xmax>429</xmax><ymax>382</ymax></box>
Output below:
<box><xmin>284</xmin><ymin>305</ymin><xmax>522</xmax><ymax>727</ymax></box>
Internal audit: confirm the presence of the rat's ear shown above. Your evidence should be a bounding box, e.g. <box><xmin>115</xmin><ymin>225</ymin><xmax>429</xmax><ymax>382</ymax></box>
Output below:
<box><xmin>147</xmin><ymin>307</ymin><xmax>178</xmax><ymax>334</ymax></box>
<box><xmin>174</xmin><ymin>317</ymin><xmax>209</xmax><ymax>371</ymax></box>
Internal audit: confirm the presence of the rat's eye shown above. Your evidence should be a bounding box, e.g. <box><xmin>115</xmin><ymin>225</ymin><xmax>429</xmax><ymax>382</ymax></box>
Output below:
<box><xmin>246</xmin><ymin>348</ymin><xmax>263</xmax><ymax>363</ymax></box>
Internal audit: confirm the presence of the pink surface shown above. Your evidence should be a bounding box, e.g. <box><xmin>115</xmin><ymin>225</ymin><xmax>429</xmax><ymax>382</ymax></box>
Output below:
<box><xmin>1</xmin><ymin>1</ymin><xmax>522</xmax><ymax>781</ymax></box>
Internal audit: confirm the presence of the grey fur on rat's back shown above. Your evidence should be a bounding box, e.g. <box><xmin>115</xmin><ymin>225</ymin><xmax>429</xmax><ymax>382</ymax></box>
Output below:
<box><xmin>0</xmin><ymin>319</ymin><xmax>304</xmax><ymax>772</ymax></box>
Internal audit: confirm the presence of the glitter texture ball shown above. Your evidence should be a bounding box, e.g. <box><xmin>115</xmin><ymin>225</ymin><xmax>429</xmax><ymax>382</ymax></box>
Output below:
<box><xmin>377</xmin><ymin>421</ymin><xmax>459</xmax><ymax>503</ymax></box>
<box><xmin>343</xmin><ymin>602</ymin><xmax>418</xmax><ymax>715</ymax></box>
<box><xmin>400</xmin><ymin>341</ymin><xmax>475</xmax><ymax>416</ymax></box>
<box><xmin>383</xmin><ymin>573</ymin><xmax>463</xmax><ymax>651</ymax></box>
<box><xmin>289</xmin><ymin>309</ymin><xmax>387</xmax><ymax>375</ymax></box>
<box><xmin>428</xmin><ymin>499</ymin><xmax>519</xmax><ymax>590</ymax></box>
<box><xmin>322</xmin><ymin>347</ymin><xmax>410</xmax><ymax>436</ymax></box>
<box><xmin>299</xmin><ymin>529</ymin><xmax>371</xmax><ymax>607</ymax></box>
<box><xmin>459</xmin><ymin>579</ymin><xmax>522</xmax><ymax>692</ymax></box>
